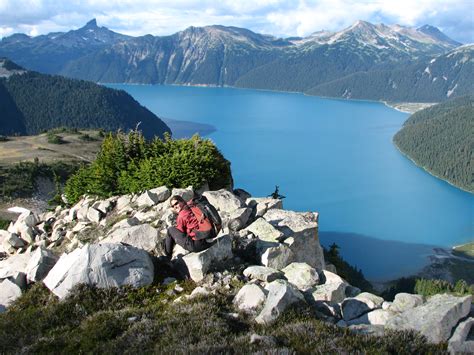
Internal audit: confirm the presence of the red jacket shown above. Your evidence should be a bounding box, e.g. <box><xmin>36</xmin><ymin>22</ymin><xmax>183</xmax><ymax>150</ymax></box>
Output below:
<box><xmin>176</xmin><ymin>206</ymin><xmax>200</xmax><ymax>240</ymax></box>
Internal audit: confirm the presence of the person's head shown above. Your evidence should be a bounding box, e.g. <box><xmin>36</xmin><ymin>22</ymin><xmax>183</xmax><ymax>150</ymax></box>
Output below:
<box><xmin>169</xmin><ymin>195</ymin><xmax>186</xmax><ymax>213</ymax></box>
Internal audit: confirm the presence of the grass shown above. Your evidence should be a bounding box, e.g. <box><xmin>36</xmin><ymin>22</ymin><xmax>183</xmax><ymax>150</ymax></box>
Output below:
<box><xmin>0</xmin><ymin>282</ymin><xmax>447</xmax><ymax>354</ymax></box>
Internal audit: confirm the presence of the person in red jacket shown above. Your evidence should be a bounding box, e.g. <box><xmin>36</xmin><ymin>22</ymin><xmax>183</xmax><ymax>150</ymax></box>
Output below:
<box><xmin>163</xmin><ymin>195</ymin><xmax>211</xmax><ymax>259</ymax></box>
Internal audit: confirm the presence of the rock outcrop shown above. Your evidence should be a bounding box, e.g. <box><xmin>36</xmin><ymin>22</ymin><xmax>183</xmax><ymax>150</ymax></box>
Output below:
<box><xmin>0</xmin><ymin>185</ymin><xmax>472</xmax><ymax>351</ymax></box>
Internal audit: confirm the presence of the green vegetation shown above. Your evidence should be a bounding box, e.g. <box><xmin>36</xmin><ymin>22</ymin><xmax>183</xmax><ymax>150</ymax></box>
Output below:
<box><xmin>324</xmin><ymin>243</ymin><xmax>374</xmax><ymax>292</ymax></box>
<box><xmin>453</xmin><ymin>242</ymin><xmax>474</xmax><ymax>258</ymax></box>
<box><xmin>64</xmin><ymin>131</ymin><xmax>232</xmax><ymax>204</ymax></box>
<box><xmin>0</xmin><ymin>218</ymin><xmax>11</xmax><ymax>229</ymax></box>
<box><xmin>0</xmin><ymin>283</ymin><xmax>445</xmax><ymax>353</ymax></box>
<box><xmin>0</xmin><ymin>67</ymin><xmax>170</xmax><ymax>139</ymax></box>
<box><xmin>0</xmin><ymin>160</ymin><xmax>81</xmax><ymax>200</ymax></box>
<box><xmin>381</xmin><ymin>277</ymin><xmax>474</xmax><ymax>301</ymax></box>
<box><xmin>46</xmin><ymin>132</ymin><xmax>66</xmax><ymax>144</ymax></box>
<box><xmin>394</xmin><ymin>95</ymin><xmax>474</xmax><ymax>192</ymax></box>
<box><xmin>414</xmin><ymin>278</ymin><xmax>474</xmax><ymax>299</ymax></box>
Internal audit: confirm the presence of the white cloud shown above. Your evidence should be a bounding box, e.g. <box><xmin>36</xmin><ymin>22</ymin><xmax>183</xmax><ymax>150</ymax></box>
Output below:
<box><xmin>0</xmin><ymin>0</ymin><xmax>472</xmax><ymax>42</ymax></box>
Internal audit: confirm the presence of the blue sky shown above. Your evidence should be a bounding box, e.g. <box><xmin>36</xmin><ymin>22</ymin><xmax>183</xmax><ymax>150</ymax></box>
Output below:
<box><xmin>0</xmin><ymin>0</ymin><xmax>472</xmax><ymax>43</ymax></box>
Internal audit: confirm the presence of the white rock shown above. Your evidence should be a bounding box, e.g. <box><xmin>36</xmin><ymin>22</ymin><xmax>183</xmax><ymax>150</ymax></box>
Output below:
<box><xmin>308</xmin><ymin>282</ymin><xmax>347</xmax><ymax>304</ymax></box>
<box><xmin>25</xmin><ymin>247</ymin><xmax>58</xmax><ymax>283</ymax></box>
<box><xmin>226</xmin><ymin>207</ymin><xmax>253</xmax><ymax>231</ymax></box>
<box><xmin>171</xmin><ymin>187</ymin><xmax>194</xmax><ymax>202</ymax></box>
<box><xmin>282</xmin><ymin>262</ymin><xmax>319</xmax><ymax>291</ymax></box>
<box><xmin>263</xmin><ymin>209</ymin><xmax>324</xmax><ymax>270</ymax></box>
<box><xmin>202</xmin><ymin>189</ymin><xmax>243</xmax><ymax>213</ymax></box>
<box><xmin>116</xmin><ymin>195</ymin><xmax>133</xmax><ymax>212</ymax></box>
<box><xmin>448</xmin><ymin>317</ymin><xmax>474</xmax><ymax>354</ymax></box>
<box><xmin>245</xmin><ymin>218</ymin><xmax>284</xmax><ymax>242</ymax></box>
<box><xmin>104</xmin><ymin>224</ymin><xmax>160</xmax><ymax>253</ymax></box>
<box><xmin>87</xmin><ymin>207</ymin><xmax>103</xmax><ymax>223</ymax></box>
<box><xmin>255</xmin><ymin>279</ymin><xmax>305</xmax><ymax>324</ymax></box>
<box><xmin>390</xmin><ymin>293</ymin><xmax>424</xmax><ymax>313</ymax></box>
<box><xmin>347</xmin><ymin>309</ymin><xmax>393</xmax><ymax>326</ymax></box>
<box><xmin>136</xmin><ymin>190</ymin><xmax>160</xmax><ymax>208</ymax></box>
<box><xmin>260</xmin><ymin>243</ymin><xmax>294</xmax><ymax>269</ymax></box>
<box><xmin>243</xmin><ymin>265</ymin><xmax>283</xmax><ymax>282</ymax></box>
<box><xmin>179</xmin><ymin>235</ymin><xmax>233</xmax><ymax>282</ymax></box>
<box><xmin>149</xmin><ymin>186</ymin><xmax>171</xmax><ymax>203</ymax></box>
<box><xmin>43</xmin><ymin>243</ymin><xmax>154</xmax><ymax>299</ymax></box>
<box><xmin>234</xmin><ymin>284</ymin><xmax>267</xmax><ymax>313</ymax></box>
<box><xmin>0</xmin><ymin>279</ymin><xmax>22</xmax><ymax>311</ymax></box>
<box><xmin>385</xmin><ymin>294</ymin><xmax>472</xmax><ymax>343</ymax></box>
<box><xmin>341</xmin><ymin>292</ymin><xmax>384</xmax><ymax>321</ymax></box>
<box><xmin>246</xmin><ymin>197</ymin><xmax>283</xmax><ymax>217</ymax></box>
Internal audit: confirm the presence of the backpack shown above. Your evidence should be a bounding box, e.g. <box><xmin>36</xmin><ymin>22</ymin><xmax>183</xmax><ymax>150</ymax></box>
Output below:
<box><xmin>187</xmin><ymin>195</ymin><xmax>222</xmax><ymax>240</ymax></box>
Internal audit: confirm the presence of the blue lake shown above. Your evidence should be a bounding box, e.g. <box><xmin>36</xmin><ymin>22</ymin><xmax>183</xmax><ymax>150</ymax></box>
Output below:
<box><xmin>108</xmin><ymin>84</ymin><xmax>474</xmax><ymax>281</ymax></box>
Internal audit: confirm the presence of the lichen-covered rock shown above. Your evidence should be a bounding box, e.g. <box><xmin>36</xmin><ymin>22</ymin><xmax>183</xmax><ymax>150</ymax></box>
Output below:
<box><xmin>308</xmin><ymin>282</ymin><xmax>347</xmax><ymax>304</ymax></box>
<box><xmin>255</xmin><ymin>279</ymin><xmax>305</xmax><ymax>324</ymax></box>
<box><xmin>385</xmin><ymin>294</ymin><xmax>472</xmax><ymax>343</ymax></box>
<box><xmin>43</xmin><ymin>243</ymin><xmax>154</xmax><ymax>299</ymax></box>
<box><xmin>103</xmin><ymin>224</ymin><xmax>160</xmax><ymax>253</ymax></box>
<box><xmin>263</xmin><ymin>209</ymin><xmax>324</xmax><ymax>270</ymax></box>
<box><xmin>448</xmin><ymin>317</ymin><xmax>474</xmax><ymax>354</ymax></box>
<box><xmin>179</xmin><ymin>235</ymin><xmax>233</xmax><ymax>282</ymax></box>
<box><xmin>282</xmin><ymin>262</ymin><xmax>319</xmax><ymax>291</ymax></box>
<box><xmin>203</xmin><ymin>189</ymin><xmax>243</xmax><ymax>213</ymax></box>
<box><xmin>341</xmin><ymin>293</ymin><xmax>384</xmax><ymax>321</ymax></box>
<box><xmin>260</xmin><ymin>242</ymin><xmax>294</xmax><ymax>269</ymax></box>
<box><xmin>389</xmin><ymin>293</ymin><xmax>424</xmax><ymax>313</ymax></box>
<box><xmin>25</xmin><ymin>247</ymin><xmax>58</xmax><ymax>283</ymax></box>
<box><xmin>347</xmin><ymin>309</ymin><xmax>393</xmax><ymax>326</ymax></box>
<box><xmin>234</xmin><ymin>284</ymin><xmax>267</xmax><ymax>313</ymax></box>
<box><xmin>245</xmin><ymin>218</ymin><xmax>284</xmax><ymax>242</ymax></box>
<box><xmin>243</xmin><ymin>265</ymin><xmax>284</xmax><ymax>283</ymax></box>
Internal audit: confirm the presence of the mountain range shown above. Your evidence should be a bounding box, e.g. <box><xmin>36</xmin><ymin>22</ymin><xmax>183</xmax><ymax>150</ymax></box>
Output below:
<box><xmin>0</xmin><ymin>19</ymin><xmax>472</xmax><ymax>102</ymax></box>
<box><xmin>0</xmin><ymin>58</ymin><xmax>170</xmax><ymax>138</ymax></box>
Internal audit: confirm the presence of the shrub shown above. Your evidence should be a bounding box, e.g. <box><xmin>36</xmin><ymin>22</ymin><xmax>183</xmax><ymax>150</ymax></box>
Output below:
<box><xmin>47</xmin><ymin>132</ymin><xmax>65</xmax><ymax>144</ymax></box>
<box><xmin>0</xmin><ymin>283</ymin><xmax>446</xmax><ymax>353</ymax></box>
<box><xmin>64</xmin><ymin>131</ymin><xmax>233</xmax><ymax>204</ymax></box>
<box><xmin>414</xmin><ymin>278</ymin><xmax>474</xmax><ymax>298</ymax></box>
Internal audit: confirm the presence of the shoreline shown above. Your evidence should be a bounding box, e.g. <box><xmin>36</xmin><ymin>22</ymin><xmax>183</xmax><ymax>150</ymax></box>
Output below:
<box><xmin>392</xmin><ymin>138</ymin><xmax>473</xmax><ymax>194</ymax></box>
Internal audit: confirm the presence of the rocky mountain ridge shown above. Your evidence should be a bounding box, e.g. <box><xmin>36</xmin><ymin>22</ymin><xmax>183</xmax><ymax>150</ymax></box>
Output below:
<box><xmin>1</xmin><ymin>19</ymin><xmax>469</xmax><ymax>102</ymax></box>
<box><xmin>0</xmin><ymin>186</ymin><xmax>472</xmax><ymax>352</ymax></box>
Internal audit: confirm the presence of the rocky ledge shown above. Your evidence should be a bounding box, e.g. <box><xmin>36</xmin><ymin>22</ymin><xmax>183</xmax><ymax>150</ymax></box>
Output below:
<box><xmin>0</xmin><ymin>186</ymin><xmax>472</xmax><ymax>352</ymax></box>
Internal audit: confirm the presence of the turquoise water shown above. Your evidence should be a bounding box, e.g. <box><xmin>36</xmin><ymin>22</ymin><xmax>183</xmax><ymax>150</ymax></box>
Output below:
<box><xmin>109</xmin><ymin>84</ymin><xmax>474</xmax><ymax>280</ymax></box>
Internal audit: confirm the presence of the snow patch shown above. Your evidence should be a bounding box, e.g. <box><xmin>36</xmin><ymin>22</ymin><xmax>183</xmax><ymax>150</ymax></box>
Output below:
<box><xmin>447</xmin><ymin>84</ymin><xmax>458</xmax><ymax>97</ymax></box>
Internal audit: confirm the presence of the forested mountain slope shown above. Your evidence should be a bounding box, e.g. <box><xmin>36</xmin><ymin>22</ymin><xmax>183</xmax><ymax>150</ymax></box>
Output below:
<box><xmin>0</xmin><ymin>59</ymin><xmax>170</xmax><ymax>138</ymax></box>
<box><xmin>393</xmin><ymin>95</ymin><xmax>473</xmax><ymax>192</ymax></box>
<box><xmin>307</xmin><ymin>45</ymin><xmax>474</xmax><ymax>102</ymax></box>
<box><xmin>0</xmin><ymin>19</ymin><xmax>467</xmax><ymax>102</ymax></box>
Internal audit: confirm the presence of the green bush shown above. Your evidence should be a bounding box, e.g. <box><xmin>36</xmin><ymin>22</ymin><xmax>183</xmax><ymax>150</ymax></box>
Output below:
<box><xmin>0</xmin><ymin>161</ymin><xmax>81</xmax><ymax>200</ymax></box>
<box><xmin>414</xmin><ymin>278</ymin><xmax>474</xmax><ymax>298</ymax></box>
<box><xmin>64</xmin><ymin>131</ymin><xmax>233</xmax><ymax>204</ymax></box>
<box><xmin>0</xmin><ymin>218</ymin><xmax>11</xmax><ymax>229</ymax></box>
<box><xmin>47</xmin><ymin>132</ymin><xmax>65</xmax><ymax>144</ymax></box>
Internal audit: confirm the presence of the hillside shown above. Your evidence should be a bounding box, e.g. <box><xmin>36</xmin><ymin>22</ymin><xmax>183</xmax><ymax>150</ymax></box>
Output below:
<box><xmin>393</xmin><ymin>95</ymin><xmax>474</xmax><ymax>192</ymax></box>
<box><xmin>0</xmin><ymin>19</ymin><xmax>467</xmax><ymax>102</ymax></box>
<box><xmin>307</xmin><ymin>45</ymin><xmax>474</xmax><ymax>102</ymax></box>
<box><xmin>0</xmin><ymin>59</ymin><xmax>170</xmax><ymax>139</ymax></box>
